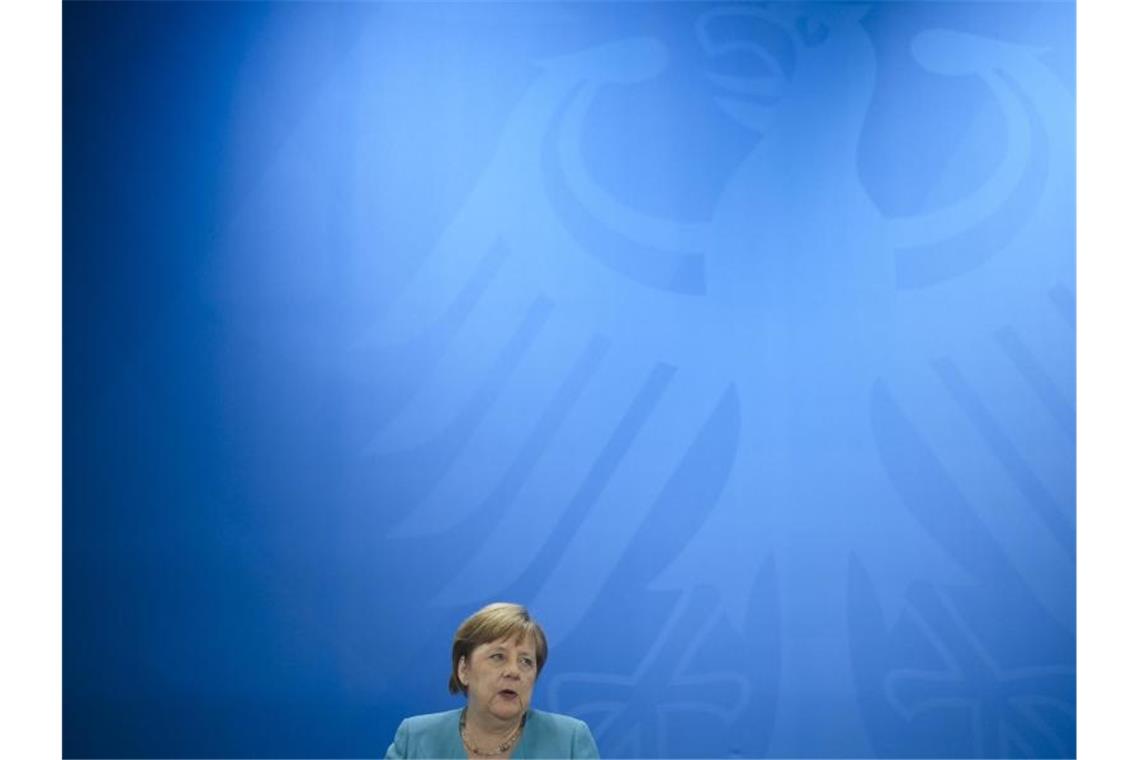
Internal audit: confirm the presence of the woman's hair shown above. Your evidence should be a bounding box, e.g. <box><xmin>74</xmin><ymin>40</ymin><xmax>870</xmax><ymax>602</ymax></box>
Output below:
<box><xmin>449</xmin><ymin>602</ymin><xmax>549</xmax><ymax>695</ymax></box>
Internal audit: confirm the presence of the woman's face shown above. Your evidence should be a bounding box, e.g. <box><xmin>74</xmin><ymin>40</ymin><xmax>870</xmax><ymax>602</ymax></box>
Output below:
<box><xmin>458</xmin><ymin>634</ymin><xmax>538</xmax><ymax>724</ymax></box>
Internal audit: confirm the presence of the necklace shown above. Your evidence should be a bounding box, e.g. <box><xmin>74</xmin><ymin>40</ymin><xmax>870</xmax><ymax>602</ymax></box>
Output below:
<box><xmin>459</xmin><ymin>709</ymin><xmax>525</xmax><ymax>757</ymax></box>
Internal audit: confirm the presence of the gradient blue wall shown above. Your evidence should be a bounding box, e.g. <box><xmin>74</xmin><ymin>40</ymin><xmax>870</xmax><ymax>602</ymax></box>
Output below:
<box><xmin>64</xmin><ymin>1</ymin><xmax>1075</xmax><ymax>757</ymax></box>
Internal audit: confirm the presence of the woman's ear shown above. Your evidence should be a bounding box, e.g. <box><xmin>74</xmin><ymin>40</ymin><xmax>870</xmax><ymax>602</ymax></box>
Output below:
<box><xmin>457</xmin><ymin>656</ymin><xmax>469</xmax><ymax>686</ymax></box>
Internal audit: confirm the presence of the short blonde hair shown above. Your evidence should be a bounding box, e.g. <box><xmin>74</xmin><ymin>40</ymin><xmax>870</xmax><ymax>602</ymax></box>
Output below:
<box><xmin>449</xmin><ymin>602</ymin><xmax>548</xmax><ymax>695</ymax></box>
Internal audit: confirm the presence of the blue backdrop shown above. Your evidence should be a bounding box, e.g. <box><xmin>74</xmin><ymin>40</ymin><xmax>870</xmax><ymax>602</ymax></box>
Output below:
<box><xmin>64</xmin><ymin>1</ymin><xmax>1075</xmax><ymax>757</ymax></box>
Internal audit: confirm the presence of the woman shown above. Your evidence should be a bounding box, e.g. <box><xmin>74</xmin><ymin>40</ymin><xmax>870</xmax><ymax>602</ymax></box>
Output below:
<box><xmin>385</xmin><ymin>602</ymin><xmax>599</xmax><ymax>759</ymax></box>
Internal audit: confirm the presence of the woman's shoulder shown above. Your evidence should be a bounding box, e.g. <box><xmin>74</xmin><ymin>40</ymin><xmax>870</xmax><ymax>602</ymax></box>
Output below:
<box><xmin>400</xmin><ymin>708</ymin><xmax>463</xmax><ymax>734</ymax></box>
<box><xmin>386</xmin><ymin>708</ymin><xmax>463</xmax><ymax>759</ymax></box>
<box><xmin>526</xmin><ymin>711</ymin><xmax>588</xmax><ymax>729</ymax></box>
<box><xmin>525</xmin><ymin>708</ymin><xmax>590</xmax><ymax>734</ymax></box>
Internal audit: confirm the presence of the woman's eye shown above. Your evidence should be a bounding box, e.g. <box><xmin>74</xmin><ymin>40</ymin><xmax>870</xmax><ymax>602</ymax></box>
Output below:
<box><xmin>520</xmin><ymin>658</ymin><xmax>534</xmax><ymax>669</ymax></box>
<box><xmin>490</xmin><ymin>653</ymin><xmax>503</xmax><ymax>661</ymax></box>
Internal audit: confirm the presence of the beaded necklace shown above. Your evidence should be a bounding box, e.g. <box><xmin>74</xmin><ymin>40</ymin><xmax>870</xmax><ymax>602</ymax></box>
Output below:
<box><xmin>459</xmin><ymin>708</ymin><xmax>525</xmax><ymax>757</ymax></box>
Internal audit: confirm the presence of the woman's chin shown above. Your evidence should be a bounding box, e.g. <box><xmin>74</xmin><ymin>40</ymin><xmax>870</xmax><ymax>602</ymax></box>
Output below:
<box><xmin>490</xmin><ymin>699</ymin><xmax>526</xmax><ymax>720</ymax></box>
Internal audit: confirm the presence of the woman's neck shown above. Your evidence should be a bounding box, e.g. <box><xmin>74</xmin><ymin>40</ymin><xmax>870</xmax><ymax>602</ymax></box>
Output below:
<box><xmin>463</xmin><ymin>706</ymin><xmax>524</xmax><ymax>740</ymax></box>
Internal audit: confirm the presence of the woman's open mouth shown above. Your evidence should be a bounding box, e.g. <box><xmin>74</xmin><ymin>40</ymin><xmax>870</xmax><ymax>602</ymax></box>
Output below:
<box><xmin>498</xmin><ymin>689</ymin><xmax>519</xmax><ymax>700</ymax></box>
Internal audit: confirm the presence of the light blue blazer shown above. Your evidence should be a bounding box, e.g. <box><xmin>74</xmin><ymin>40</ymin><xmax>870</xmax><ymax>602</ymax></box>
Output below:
<box><xmin>385</xmin><ymin>708</ymin><xmax>599</xmax><ymax>759</ymax></box>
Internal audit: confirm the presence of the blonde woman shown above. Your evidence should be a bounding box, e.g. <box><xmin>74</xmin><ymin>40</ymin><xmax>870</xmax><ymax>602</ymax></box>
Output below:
<box><xmin>385</xmin><ymin>603</ymin><xmax>599</xmax><ymax>759</ymax></box>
